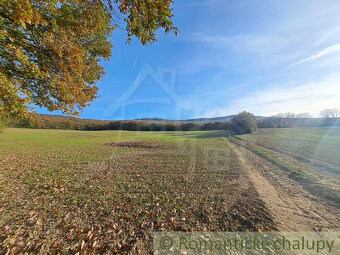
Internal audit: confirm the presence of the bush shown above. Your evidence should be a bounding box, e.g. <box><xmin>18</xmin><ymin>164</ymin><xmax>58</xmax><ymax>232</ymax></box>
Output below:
<box><xmin>231</xmin><ymin>111</ymin><xmax>257</xmax><ymax>134</ymax></box>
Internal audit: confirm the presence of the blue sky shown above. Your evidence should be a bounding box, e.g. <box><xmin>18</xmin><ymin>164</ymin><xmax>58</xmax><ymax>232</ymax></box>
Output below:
<box><xmin>39</xmin><ymin>0</ymin><xmax>340</xmax><ymax>120</ymax></box>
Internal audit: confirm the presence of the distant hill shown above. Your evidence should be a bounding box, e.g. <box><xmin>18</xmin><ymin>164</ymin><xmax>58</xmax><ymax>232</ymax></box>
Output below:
<box><xmin>134</xmin><ymin>118</ymin><xmax>168</xmax><ymax>122</ymax></box>
<box><xmin>6</xmin><ymin>113</ymin><xmax>269</xmax><ymax>131</ymax></box>
<box><xmin>6</xmin><ymin>113</ymin><xmax>336</xmax><ymax>131</ymax></box>
<box><xmin>135</xmin><ymin>115</ymin><xmax>268</xmax><ymax>122</ymax></box>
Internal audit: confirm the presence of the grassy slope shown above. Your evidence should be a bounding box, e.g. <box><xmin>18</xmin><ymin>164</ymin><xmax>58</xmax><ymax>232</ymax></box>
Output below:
<box><xmin>233</xmin><ymin>127</ymin><xmax>340</xmax><ymax>205</ymax></box>
<box><xmin>240</xmin><ymin>127</ymin><xmax>340</xmax><ymax>167</ymax></box>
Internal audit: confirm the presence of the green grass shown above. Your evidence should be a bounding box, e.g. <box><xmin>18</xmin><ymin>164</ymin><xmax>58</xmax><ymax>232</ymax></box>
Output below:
<box><xmin>0</xmin><ymin>128</ymin><xmax>211</xmax><ymax>163</ymax></box>
<box><xmin>234</xmin><ymin>127</ymin><xmax>340</xmax><ymax>206</ymax></box>
<box><xmin>239</xmin><ymin>127</ymin><xmax>340</xmax><ymax>167</ymax></box>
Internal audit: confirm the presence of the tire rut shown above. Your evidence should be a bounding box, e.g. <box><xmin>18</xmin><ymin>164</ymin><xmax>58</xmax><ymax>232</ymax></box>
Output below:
<box><xmin>224</xmin><ymin>138</ymin><xmax>340</xmax><ymax>231</ymax></box>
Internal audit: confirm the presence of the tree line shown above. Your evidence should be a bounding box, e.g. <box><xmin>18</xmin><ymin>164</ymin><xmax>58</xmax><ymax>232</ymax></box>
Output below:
<box><xmin>258</xmin><ymin>109</ymin><xmax>340</xmax><ymax>128</ymax></box>
<box><xmin>2</xmin><ymin>109</ymin><xmax>339</xmax><ymax>134</ymax></box>
<box><xmin>2</xmin><ymin>114</ymin><xmax>233</xmax><ymax>131</ymax></box>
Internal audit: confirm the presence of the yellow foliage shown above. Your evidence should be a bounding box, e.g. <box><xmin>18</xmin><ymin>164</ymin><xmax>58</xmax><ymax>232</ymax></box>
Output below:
<box><xmin>0</xmin><ymin>0</ymin><xmax>177</xmax><ymax>118</ymax></box>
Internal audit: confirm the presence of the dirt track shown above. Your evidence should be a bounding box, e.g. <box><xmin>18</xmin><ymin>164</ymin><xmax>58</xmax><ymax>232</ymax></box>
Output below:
<box><xmin>225</xmin><ymin>138</ymin><xmax>340</xmax><ymax>231</ymax></box>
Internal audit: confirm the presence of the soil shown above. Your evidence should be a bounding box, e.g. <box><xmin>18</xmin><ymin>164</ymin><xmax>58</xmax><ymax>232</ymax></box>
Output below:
<box><xmin>225</xmin><ymin>138</ymin><xmax>340</xmax><ymax>231</ymax></box>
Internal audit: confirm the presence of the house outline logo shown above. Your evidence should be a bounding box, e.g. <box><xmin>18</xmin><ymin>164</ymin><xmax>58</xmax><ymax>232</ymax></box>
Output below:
<box><xmin>103</xmin><ymin>64</ymin><xmax>193</xmax><ymax>119</ymax></box>
<box><xmin>103</xmin><ymin>64</ymin><xmax>201</xmax><ymax>177</ymax></box>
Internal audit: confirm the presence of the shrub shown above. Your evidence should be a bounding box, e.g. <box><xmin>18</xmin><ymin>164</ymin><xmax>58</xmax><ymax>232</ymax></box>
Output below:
<box><xmin>231</xmin><ymin>111</ymin><xmax>257</xmax><ymax>134</ymax></box>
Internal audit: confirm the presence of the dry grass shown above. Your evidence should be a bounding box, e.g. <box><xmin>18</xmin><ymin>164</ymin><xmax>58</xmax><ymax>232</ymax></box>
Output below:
<box><xmin>0</xmin><ymin>128</ymin><xmax>276</xmax><ymax>254</ymax></box>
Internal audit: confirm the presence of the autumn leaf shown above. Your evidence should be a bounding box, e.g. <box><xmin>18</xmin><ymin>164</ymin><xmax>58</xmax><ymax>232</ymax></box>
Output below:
<box><xmin>0</xmin><ymin>0</ymin><xmax>177</xmax><ymax>119</ymax></box>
